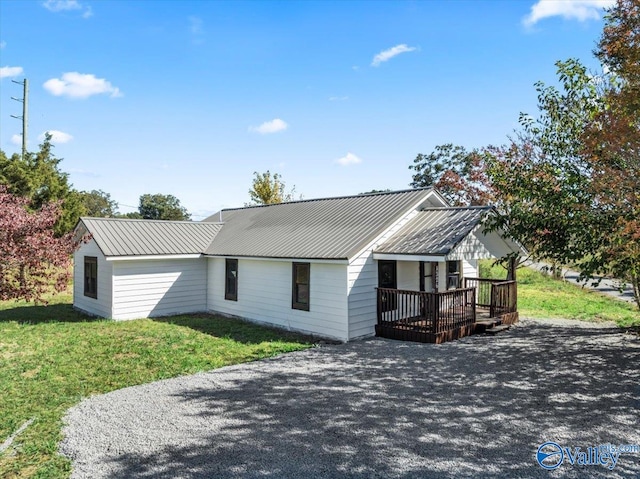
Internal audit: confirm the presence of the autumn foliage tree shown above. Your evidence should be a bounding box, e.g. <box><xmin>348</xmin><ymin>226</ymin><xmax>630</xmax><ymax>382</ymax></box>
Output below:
<box><xmin>486</xmin><ymin>0</ymin><xmax>640</xmax><ymax>307</ymax></box>
<box><xmin>581</xmin><ymin>0</ymin><xmax>640</xmax><ymax>305</ymax></box>
<box><xmin>0</xmin><ymin>186</ymin><xmax>78</xmax><ymax>303</ymax></box>
<box><xmin>409</xmin><ymin>144</ymin><xmax>495</xmax><ymax>206</ymax></box>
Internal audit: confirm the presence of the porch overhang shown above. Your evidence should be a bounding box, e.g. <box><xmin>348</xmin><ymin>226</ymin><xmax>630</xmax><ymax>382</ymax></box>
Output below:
<box><xmin>372</xmin><ymin>253</ymin><xmax>445</xmax><ymax>262</ymax></box>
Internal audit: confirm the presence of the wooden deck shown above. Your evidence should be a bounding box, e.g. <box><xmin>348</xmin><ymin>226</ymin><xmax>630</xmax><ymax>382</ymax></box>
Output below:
<box><xmin>375</xmin><ymin>278</ymin><xmax>518</xmax><ymax>344</ymax></box>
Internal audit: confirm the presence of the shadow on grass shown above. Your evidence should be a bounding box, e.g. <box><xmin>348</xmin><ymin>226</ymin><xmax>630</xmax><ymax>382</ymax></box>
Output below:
<box><xmin>0</xmin><ymin>302</ymin><xmax>100</xmax><ymax>324</ymax></box>
<box><xmin>153</xmin><ymin>314</ymin><xmax>321</xmax><ymax>346</ymax></box>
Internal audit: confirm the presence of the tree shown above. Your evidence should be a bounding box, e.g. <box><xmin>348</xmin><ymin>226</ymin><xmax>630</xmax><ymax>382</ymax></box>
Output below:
<box><xmin>0</xmin><ymin>186</ymin><xmax>78</xmax><ymax>303</ymax></box>
<box><xmin>119</xmin><ymin>211</ymin><xmax>143</xmax><ymax>219</ymax></box>
<box><xmin>409</xmin><ymin>144</ymin><xmax>494</xmax><ymax>206</ymax></box>
<box><xmin>359</xmin><ymin>189</ymin><xmax>392</xmax><ymax>195</ymax></box>
<box><xmin>79</xmin><ymin>189</ymin><xmax>119</xmax><ymax>217</ymax></box>
<box><xmin>138</xmin><ymin>193</ymin><xmax>190</xmax><ymax>221</ymax></box>
<box><xmin>248</xmin><ymin>170</ymin><xmax>297</xmax><ymax>205</ymax></box>
<box><xmin>0</xmin><ymin>134</ymin><xmax>85</xmax><ymax>235</ymax></box>
<box><xmin>581</xmin><ymin>0</ymin><xmax>640</xmax><ymax>305</ymax></box>
<box><xmin>486</xmin><ymin>59</ymin><xmax>603</xmax><ymax>265</ymax></box>
<box><xmin>596</xmin><ymin>0</ymin><xmax>640</xmax><ymax>114</ymax></box>
<box><xmin>486</xmin><ymin>0</ymin><xmax>640</xmax><ymax>308</ymax></box>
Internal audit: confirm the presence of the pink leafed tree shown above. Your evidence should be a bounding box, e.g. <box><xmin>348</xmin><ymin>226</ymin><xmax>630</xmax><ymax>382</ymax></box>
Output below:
<box><xmin>0</xmin><ymin>185</ymin><xmax>79</xmax><ymax>304</ymax></box>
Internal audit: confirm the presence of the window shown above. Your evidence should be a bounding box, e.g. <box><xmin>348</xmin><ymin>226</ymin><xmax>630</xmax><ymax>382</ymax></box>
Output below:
<box><xmin>292</xmin><ymin>262</ymin><xmax>310</xmax><ymax>311</ymax></box>
<box><xmin>447</xmin><ymin>260</ymin><xmax>461</xmax><ymax>290</ymax></box>
<box><xmin>84</xmin><ymin>256</ymin><xmax>97</xmax><ymax>299</ymax></box>
<box><xmin>225</xmin><ymin>259</ymin><xmax>238</xmax><ymax>301</ymax></box>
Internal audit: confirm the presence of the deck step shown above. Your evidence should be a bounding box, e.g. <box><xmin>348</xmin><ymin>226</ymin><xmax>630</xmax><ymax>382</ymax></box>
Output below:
<box><xmin>484</xmin><ymin>324</ymin><xmax>511</xmax><ymax>335</ymax></box>
<box><xmin>476</xmin><ymin>319</ymin><xmax>501</xmax><ymax>327</ymax></box>
<box><xmin>473</xmin><ymin>319</ymin><xmax>501</xmax><ymax>333</ymax></box>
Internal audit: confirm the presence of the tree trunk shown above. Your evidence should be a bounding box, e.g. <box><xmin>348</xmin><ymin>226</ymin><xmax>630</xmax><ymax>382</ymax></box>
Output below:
<box><xmin>632</xmin><ymin>274</ymin><xmax>640</xmax><ymax>310</ymax></box>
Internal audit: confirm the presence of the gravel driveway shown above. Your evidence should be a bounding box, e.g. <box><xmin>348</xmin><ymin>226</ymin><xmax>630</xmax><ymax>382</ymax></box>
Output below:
<box><xmin>60</xmin><ymin>318</ymin><xmax>640</xmax><ymax>478</ymax></box>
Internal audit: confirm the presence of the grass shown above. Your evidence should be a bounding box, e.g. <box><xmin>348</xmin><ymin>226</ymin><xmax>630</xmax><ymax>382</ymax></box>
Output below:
<box><xmin>0</xmin><ymin>292</ymin><xmax>314</xmax><ymax>479</ymax></box>
<box><xmin>480</xmin><ymin>260</ymin><xmax>640</xmax><ymax>328</ymax></box>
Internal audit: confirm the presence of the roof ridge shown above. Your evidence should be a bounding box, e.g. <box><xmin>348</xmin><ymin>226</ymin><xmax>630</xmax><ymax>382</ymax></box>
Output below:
<box><xmin>81</xmin><ymin>217</ymin><xmax>223</xmax><ymax>225</ymax></box>
<box><xmin>220</xmin><ymin>187</ymin><xmax>433</xmax><ymax>212</ymax></box>
<box><xmin>419</xmin><ymin>206</ymin><xmax>491</xmax><ymax>211</ymax></box>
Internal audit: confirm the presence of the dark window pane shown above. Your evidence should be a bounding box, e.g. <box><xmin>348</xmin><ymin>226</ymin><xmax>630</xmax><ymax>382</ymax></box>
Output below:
<box><xmin>296</xmin><ymin>284</ymin><xmax>309</xmax><ymax>304</ymax></box>
<box><xmin>292</xmin><ymin>263</ymin><xmax>310</xmax><ymax>311</ymax></box>
<box><xmin>84</xmin><ymin>256</ymin><xmax>97</xmax><ymax>299</ymax></box>
<box><xmin>225</xmin><ymin>259</ymin><xmax>238</xmax><ymax>301</ymax></box>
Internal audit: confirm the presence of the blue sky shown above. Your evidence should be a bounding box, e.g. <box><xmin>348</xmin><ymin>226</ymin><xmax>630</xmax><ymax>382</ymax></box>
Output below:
<box><xmin>0</xmin><ymin>0</ymin><xmax>613</xmax><ymax>219</ymax></box>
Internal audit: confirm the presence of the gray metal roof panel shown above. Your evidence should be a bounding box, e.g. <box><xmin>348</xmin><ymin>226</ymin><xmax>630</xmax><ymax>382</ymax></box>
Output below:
<box><xmin>374</xmin><ymin>207</ymin><xmax>490</xmax><ymax>256</ymax></box>
<box><xmin>203</xmin><ymin>189</ymin><xmax>434</xmax><ymax>260</ymax></box>
<box><xmin>79</xmin><ymin>218</ymin><xmax>223</xmax><ymax>257</ymax></box>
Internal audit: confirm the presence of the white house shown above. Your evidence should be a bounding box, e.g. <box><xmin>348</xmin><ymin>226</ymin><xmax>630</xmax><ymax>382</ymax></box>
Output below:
<box><xmin>73</xmin><ymin>188</ymin><xmax>523</xmax><ymax>342</ymax></box>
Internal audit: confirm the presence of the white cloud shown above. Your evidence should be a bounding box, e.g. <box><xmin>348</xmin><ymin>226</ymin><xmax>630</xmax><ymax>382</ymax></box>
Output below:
<box><xmin>0</xmin><ymin>66</ymin><xmax>24</xmax><ymax>78</ymax></box>
<box><xmin>189</xmin><ymin>16</ymin><xmax>205</xmax><ymax>44</ymax></box>
<box><xmin>43</xmin><ymin>72</ymin><xmax>122</xmax><ymax>99</ymax></box>
<box><xmin>0</xmin><ymin>41</ymin><xmax>6</xmax><ymax>49</ymax></box>
<box><xmin>329</xmin><ymin>96</ymin><xmax>349</xmax><ymax>102</ymax></box>
<box><xmin>371</xmin><ymin>44</ymin><xmax>417</xmax><ymax>67</ymax></box>
<box><xmin>39</xmin><ymin>130</ymin><xmax>73</xmax><ymax>143</ymax></box>
<box><xmin>523</xmin><ymin>0</ymin><xmax>615</xmax><ymax>26</ymax></box>
<box><xmin>11</xmin><ymin>134</ymin><xmax>22</xmax><ymax>145</ymax></box>
<box><xmin>335</xmin><ymin>152</ymin><xmax>363</xmax><ymax>166</ymax></box>
<box><xmin>249</xmin><ymin>118</ymin><xmax>288</xmax><ymax>134</ymax></box>
<box><xmin>189</xmin><ymin>16</ymin><xmax>203</xmax><ymax>34</ymax></box>
<box><xmin>42</xmin><ymin>0</ymin><xmax>92</xmax><ymax>17</ymax></box>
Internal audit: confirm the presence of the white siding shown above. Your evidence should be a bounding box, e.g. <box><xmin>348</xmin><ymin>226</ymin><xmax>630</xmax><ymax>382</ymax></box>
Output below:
<box><xmin>449</xmin><ymin>227</ymin><xmax>519</xmax><ymax>261</ymax></box>
<box><xmin>73</xmin><ymin>239</ymin><xmax>112</xmax><ymax>318</ymax></box>
<box><xmin>397</xmin><ymin>261</ymin><xmax>419</xmax><ymax>291</ymax></box>
<box><xmin>463</xmin><ymin>259</ymin><xmax>478</xmax><ymax>279</ymax></box>
<box><xmin>111</xmin><ymin>258</ymin><xmax>207</xmax><ymax>320</ymax></box>
<box><xmin>207</xmin><ymin>258</ymin><xmax>349</xmax><ymax>342</ymax></box>
<box><xmin>346</xmin><ymin>209</ymin><xmax>420</xmax><ymax>340</ymax></box>
<box><xmin>436</xmin><ymin>261</ymin><xmax>447</xmax><ymax>292</ymax></box>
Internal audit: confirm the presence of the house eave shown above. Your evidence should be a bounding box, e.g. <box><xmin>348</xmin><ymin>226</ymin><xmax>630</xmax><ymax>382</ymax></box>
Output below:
<box><xmin>373</xmin><ymin>253</ymin><xmax>446</xmax><ymax>262</ymax></box>
<box><xmin>105</xmin><ymin>254</ymin><xmax>204</xmax><ymax>262</ymax></box>
<box><xmin>204</xmin><ymin>254</ymin><xmax>349</xmax><ymax>265</ymax></box>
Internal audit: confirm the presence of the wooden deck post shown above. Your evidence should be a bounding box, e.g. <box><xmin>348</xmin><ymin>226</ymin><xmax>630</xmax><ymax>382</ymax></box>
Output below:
<box><xmin>507</xmin><ymin>256</ymin><xmax>517</xmax><ymax>281</ymax></box>
<box><xmin>432</xmin><ymin>262</ymin><xmax>439</xmax><ymax>293</ymax></box>
<box><xmin>432</xmin><ymin>292</ymin><xmax>439</xmax><ymax>333</ymax></box>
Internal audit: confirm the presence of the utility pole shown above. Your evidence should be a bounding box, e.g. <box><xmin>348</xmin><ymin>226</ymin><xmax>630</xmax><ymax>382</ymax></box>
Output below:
<box><xmin>11</xmin><ymin>78</ymin><xmax>28</xmax><ymax>160</ymax></box>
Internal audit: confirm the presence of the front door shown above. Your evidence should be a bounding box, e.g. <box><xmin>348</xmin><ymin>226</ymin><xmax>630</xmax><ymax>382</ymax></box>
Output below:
<box><xmin>378</xmin><ymin>260</ymin><xmax>397</xmax><ymax>312</ymax></box>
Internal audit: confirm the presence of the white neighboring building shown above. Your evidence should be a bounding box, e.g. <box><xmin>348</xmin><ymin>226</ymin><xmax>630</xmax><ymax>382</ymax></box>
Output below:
<box><xmin>74</xmin><ymin>188</ymin><xmax>522</xmax><ymax>342</ymax></box>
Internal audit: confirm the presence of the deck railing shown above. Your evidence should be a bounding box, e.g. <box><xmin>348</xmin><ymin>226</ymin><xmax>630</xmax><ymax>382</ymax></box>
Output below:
<box><xmin>376</xmin><ymin>287</ymin><xmax>476</xmax><ymax>334</ymax></box>
<box><xmin>464</xmin><ymin>277</ymin><xmax>517</xmax><ymax>317</ymax></box>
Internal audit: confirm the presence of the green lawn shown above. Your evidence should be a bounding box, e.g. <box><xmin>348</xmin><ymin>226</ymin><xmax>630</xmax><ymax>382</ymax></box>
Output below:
<box><xmin>480</xmin><ymin>260</ymin><xmax>640</xmax><ymax>328</ymax></box>
<box><xmin>0</xmin><ymin>293</ymin><xmax>314</xmax><ymax>479</ymax></box>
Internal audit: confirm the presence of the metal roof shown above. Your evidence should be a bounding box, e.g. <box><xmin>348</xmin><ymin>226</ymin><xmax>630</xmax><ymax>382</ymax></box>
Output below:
<box><xmin>78</xmin><ymin>217</ymin><xmax>223</xmax><ymax>257</ymax></box>
<box><xmin>374</xmin><ymin>207</ymin><xmax>491</xmax><ymax>256</ymax></box>
<box><xmin>203</xmin><ymin>189</ymin><xmax>436</xmax><ymax>260</ymax></box>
